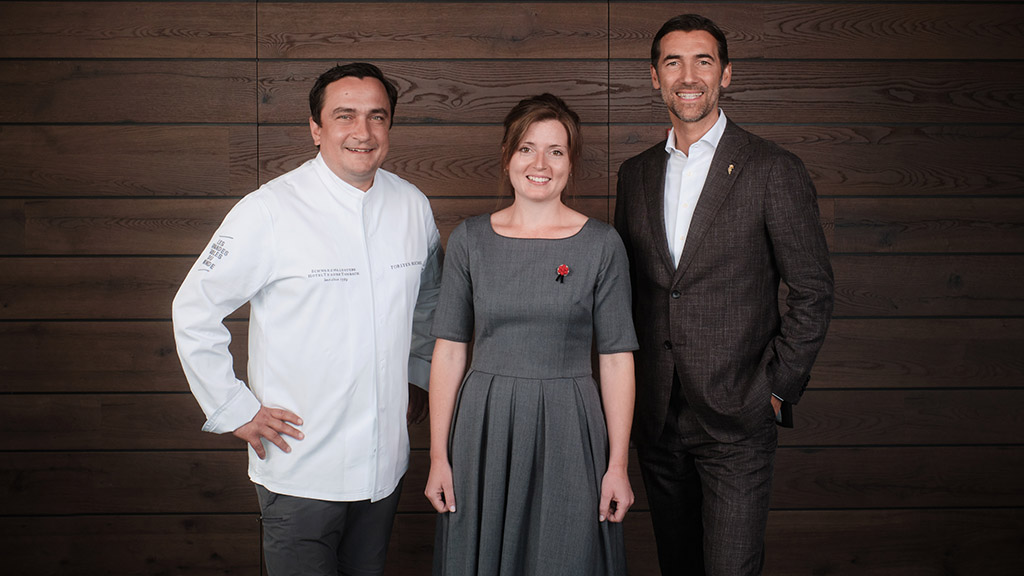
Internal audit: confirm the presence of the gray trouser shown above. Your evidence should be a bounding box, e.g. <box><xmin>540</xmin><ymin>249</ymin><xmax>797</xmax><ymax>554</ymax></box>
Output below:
<box><xmin>255</xmin><ymin>480</ymin><xmax>403</xmax><ymax>576</ymax></box>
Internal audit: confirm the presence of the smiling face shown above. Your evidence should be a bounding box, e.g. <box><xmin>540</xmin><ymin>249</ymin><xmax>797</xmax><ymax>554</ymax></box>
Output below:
<box><xmin>309</xmin><ymin>76</ymin><xmax>391</xmax><ymax>191</ymax></box>
<box><xmin>507</xmin><ymin>119</ymin><xmax>571</xmax><ymax>203</ymax></box>
<box><xmin>651</xmin><ymin>29</ymin><xmax>732</xmax><ymax>139</ymax></box>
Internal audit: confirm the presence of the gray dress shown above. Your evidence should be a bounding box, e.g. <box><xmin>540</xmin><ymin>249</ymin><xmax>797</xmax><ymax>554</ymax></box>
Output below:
<box><xmin>432</xmin><ymin>214</ymin><xmax>639</xmax><ymax>576</ymax></box>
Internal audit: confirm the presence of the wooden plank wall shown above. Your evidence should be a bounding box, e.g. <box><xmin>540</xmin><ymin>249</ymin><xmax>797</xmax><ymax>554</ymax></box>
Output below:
<box><xmin>1</xmin><ymin>1</ymin><xmax>1022</xmax><ymax>574</ymax></box>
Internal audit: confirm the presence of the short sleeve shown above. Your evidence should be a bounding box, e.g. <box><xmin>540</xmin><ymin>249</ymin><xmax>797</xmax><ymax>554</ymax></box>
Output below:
<box><xmin>431</xmin><ymin>220</ymin><xmax>474</xmax><ymax>342</ymax></box>
<box><xmin>593</xmin><ymin>226</ymin><xmax>639</xmax><ymax>354</ymax></box>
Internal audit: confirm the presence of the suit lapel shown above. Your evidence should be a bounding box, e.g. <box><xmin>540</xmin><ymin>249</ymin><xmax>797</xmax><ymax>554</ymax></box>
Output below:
<box><xmin>641</xmin><ymin>146</ymin><xmax>676</xmax><ymax>272</ymax></box>
<box><xmin>673</xmin><ymin>121</ymin><xmax>752</xmax><ymax>283</ymax></box>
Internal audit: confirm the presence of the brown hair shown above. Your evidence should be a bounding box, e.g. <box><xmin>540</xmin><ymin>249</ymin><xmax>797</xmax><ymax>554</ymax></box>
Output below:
<box><xmin>309</xmin><ymin>62</ymin><xmax>398</xmax><ymax>127</ymax></box>
<box><xmin>651</xmin><ymin>14</ymin><xmax>729</xmax><ymax>68</ymax></box>
<box><xmin>499</xmin><ymin>93</ymin><xmax>582</xmax><ymax>198</ymax></box>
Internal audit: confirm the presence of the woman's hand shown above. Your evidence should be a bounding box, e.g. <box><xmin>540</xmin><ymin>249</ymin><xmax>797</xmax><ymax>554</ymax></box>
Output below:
<box><xmin>425</xmin><ymin>459</ymin><xmax>457</xmax><ymax>514</ymax></box>
<box><xmin>599</xmin><ymin>466</ymin><xmax>633</xmax><ymax>522</ymax></box>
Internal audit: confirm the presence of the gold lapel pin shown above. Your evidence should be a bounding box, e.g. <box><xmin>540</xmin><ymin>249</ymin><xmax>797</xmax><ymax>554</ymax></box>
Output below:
<box><xmin>728</xmin><ymin>164</ymin><xmax>734</xmax><ymax>175</ymax></box>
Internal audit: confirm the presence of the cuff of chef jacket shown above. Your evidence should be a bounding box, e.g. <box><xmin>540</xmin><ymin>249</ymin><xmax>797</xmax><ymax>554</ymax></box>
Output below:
<box><xmin>409</xmin><ymin>356</ymin><xmax>431</xmax><ymax>391</ymax></box>
<box><xmin>201</xmin><ymin>384</ymin><xmax>263</xmax><ymax>434</ymax></box>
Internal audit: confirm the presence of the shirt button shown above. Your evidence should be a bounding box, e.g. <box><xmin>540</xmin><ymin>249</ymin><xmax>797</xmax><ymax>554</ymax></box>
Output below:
<box><xmin>663</xmin><ymin>341</ymin><xmax>673</xmax><ymax>350</ymax></box>
<box><xmin>671</xmin><ymin>290</ymin><xmax>681</xmax><ymax>299</ymax></box>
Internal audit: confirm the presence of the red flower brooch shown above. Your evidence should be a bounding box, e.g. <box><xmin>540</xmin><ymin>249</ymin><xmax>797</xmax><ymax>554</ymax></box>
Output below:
<box><xmin>555</xmin><ymin>264</ymin><xmax>570</xmax><ymax>283</ymax></box>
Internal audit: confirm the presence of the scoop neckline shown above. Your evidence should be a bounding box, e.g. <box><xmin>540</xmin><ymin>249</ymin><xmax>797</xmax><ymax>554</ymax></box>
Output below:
<box><xmin>487</xmin><ymin>215</ymin><xmax>592</xmax><ymax>240</ymax></box>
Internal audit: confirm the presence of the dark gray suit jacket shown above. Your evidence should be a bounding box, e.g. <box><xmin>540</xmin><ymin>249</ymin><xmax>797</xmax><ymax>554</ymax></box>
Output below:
<box><xmin>614</xmin><ymin>119</ymin><xmax>834</xmax><ymax>445</ymax></box>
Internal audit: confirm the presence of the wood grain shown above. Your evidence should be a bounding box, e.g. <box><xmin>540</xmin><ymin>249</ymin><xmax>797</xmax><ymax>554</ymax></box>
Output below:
<box><xmin>769</xmin><ymin>446</ymin><xmax>1024</xmax><ymax>510</ymax></box>
<box><xmin>2</xmin><ymin>388</ymin><xmax>1019</xmax><ymax>452</ymax></box>
<box><xmin>0</xmin><ymin>125</ymin><xmax>258</xmax><ymax>198</ymax></box>
<box><xmin>0</xmin><ymin>1</ymin><xmax>255</xmax><ymax>58</ymax></box>
<box><xmin>832</xmin><ymin>255</ymin><xmax>1024</xmax><ymax>317</ymax></box>
<box><xmin>812</xmin><ymin>319</ymin><xmax>1024</xmax><ymax>390</ymax></box>
<box><xmin>833</xmin><ymin>198</ymin><xmax>1024</xmax><ymax>253</ymax></box>
<box><xmin>609</xmin><ymin>3</ymin><xmax>1024</xmax><ymax>60</ymax></box>
<box><xmin>258</xmin><ymin>60</ymin><xmax>610</xmax><ymax>125</ymax></box>
<box><xmin>4</xmin><ymin>254</ymin><xmax>1019</xmax><ymax>319</ymax></box>
<box><xmin>4</xmin><ymin>509</ymin><xmax>1019</xmax><ymax>576</ymax></box>
<box><xmin>0</xmin><ymin>394</ymin><xmax>237</xmax><ymax>451</ymax></box>
<box><xmin>0</xmin><ymin>199</ymin><xmax>234</xmax><ymax>255</ymax></box>
<box><xmin>4</xmin><ymin>447</ymin><xmax>1019</xmax><ymax>515</ymax></box>
<box><xmin>1</xmin><ymin>515</ymin><xmax>261</xmax><ymax>576</ymax></box>
<box><xmin>0</xmin><ymin>257</ymin><xmax>193</xmax><ymax>320</ymax></box>
<box><xmin>258</xmin><ymin>2</ymin><xmax>607</xmax><ymax>59</ymax></box>
<box><xmin>3</xmin><ymin>318</ymin><xmax>1017</xmax><ymax>397</ymax></box>
<box><xmin>0</xmin><ymin>452</ymin><xmax>254</xmax><ymax>515</ymax></box>
<box><xmin>0</xmin><ymin>321</ymin><xmax>246</xmax><ymax>393</ymax></box>
<box><xmin>763</xmin><ymin>509</ymin><xmax>1024</xmax><ymax>576</ymax></box>
<box><xmin>0</xmin><ymin>60</ymin><xmax>256</xmax><ymax>123</ymax></box>
<box><xmin>609</xmin><ymin>60</ymin><xmax>1024</xmax><ymax>125</ymax></box>
<box><xmin>610</xmin><ymin>125</ymin><xmax>1024</xmax><ymax>198</ymax></box>
<box><xmin>783</xmin><ymin>389</ymin><xmax>1024</xmax><ymax>446</ymax></box>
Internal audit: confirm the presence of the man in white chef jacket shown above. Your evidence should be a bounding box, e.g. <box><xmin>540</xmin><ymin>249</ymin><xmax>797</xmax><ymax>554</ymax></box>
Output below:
<box><xmin>172</xmin><ymin>62</ymin><xmax>441</xmax><ymax>576</ymax></box>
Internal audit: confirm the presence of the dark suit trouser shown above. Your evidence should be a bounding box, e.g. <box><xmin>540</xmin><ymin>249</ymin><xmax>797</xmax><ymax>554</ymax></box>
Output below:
<box><xmin>637</xmin><ymin>381</ymin><xmax>778</xmax><ymax>576</ymax></box>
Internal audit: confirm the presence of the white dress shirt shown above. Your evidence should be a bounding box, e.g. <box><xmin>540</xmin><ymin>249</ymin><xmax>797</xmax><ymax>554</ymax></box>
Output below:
<box><xmin>172</xmin><ymin>154</ymin><xmax>441</xmax><ymax>502</ymax></box>
<box><xmin>663</xmin><ymin>110</ymin><xmax>728</xmax><ymax>266</ymax></box>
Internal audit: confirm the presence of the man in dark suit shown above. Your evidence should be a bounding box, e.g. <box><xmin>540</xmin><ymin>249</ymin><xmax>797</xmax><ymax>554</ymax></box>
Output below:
<box><xmin>614</xmin><ymin>14</ymin><xmax>834</xmax><ymax>575</ymax></box>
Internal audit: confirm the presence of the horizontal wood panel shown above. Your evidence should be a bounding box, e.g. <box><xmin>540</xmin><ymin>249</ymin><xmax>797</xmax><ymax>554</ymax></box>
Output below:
<box><xmin>258</xmin><ymin>60</ymin><xmax>610</xmax><ymax>124</ymax></box>
<box><xmin>0</xmin><ymin>392</ymin><xmax>429</xmax><ymax>452</ymax></box>
<box><xmin>609</xmin><ymin>3</ymin><xmax>1024</xmax><ymax>60</ymax></box>
<box><xmin>9</xmin><ymin>61</ymin><xmax>1013</xmax><ymax>126</ymax></box>
<box><xmin>0</xmin><ymin>1</ymin><xmax>255</xmax><ymax>58</ymax></box>
<box><xmin>397</xmin><ymin>508</ymin><xmax>1024</xmax><ymax>575</ymax></box>
<box><xmin>784</xmin><ymin>389</ymin><xmax>1024</xmax><ymax>446</ymax></box>
<box><xmin>763</xmin><ymin>508</ymin><xmax>1024</xmax><ymax>576</ymax></box>
<box><xmin>5</xmin><ymin>124</ymin><xmax>1019</xmax><ymax>200</ymax></box>
<box><xmin>8</xmin><ymin>508</ymin><xmax>1019</xmax><ymax>576</ymax></box>
<box><xmin>258</xmin><ymin>2</ymin><xmax>607</xmax><ymax>59</ymax></box>
<box><xmin>3</xmin><ymin>318</ymin><xmax>1018</xmax><ymax>395</ymax></box>
<box><xmin>833</xmin><ymin>198</ymin><xmax>1024</xmax><ymax>253</ymax></box>
<box><xmin>2</xmin><ymin>388</ymin><xmax>1019</xmax><ymax>452</ymax></box>
<box><xmin>260</xmin><ymin>125</ymin><xmax>612</xmax><ymax>198</ymax></box>
<box><xmin>0</xmin><ymin>257</ymin><xmax>192</xmax><ymax>320</ymax></box>
<box><xmin>0</xmin><ymin>196</ymin><xmax>610</xmax><ymax>256</ymax></box>
<box><xmin>0</xmin><ymin>61</ymin><xmax>256</xmax><ymax>123</ymax></box>
<box><xmin>768</xmin><ymin>446</ymin><xmax>1024</xmax><ymax>510</ymax></box>
<box><xmin>0</xmin><ymin>125</ymin><xmax>258</xmax><ymax>198</ymax></box>
<box><xmin>4</xmin><ymin>447</ymin><xmax>1020</xmax><ymax>515</ymax></box>
<box><xmin>1</xmin><ymin>452</ymin><xmax>254</xmax><ymax>515</ymax></box>
<box><xmin>611</xmin><ymin>195</ymin><xmax>1024</xmax><ymax>254</ymax></box>
<box><xmin>3</xmin><ymin>254</ymin><xmax>1019</xmax><ymax>319</ymax></box>
<box><xmin>1</xmin><ymin>514</ymin><xmax>261</xmax><ymax>576</ymax></box>
<box><xmin>0</xmin><ymin>199</ymin><xmax>232</xmax><ymax>255</ymax></box>
<box><xmin>812</xmin><ymin>319</ymin><xmax>1024</xmax><ymax>390</ymax></box>
<box><xmin>391</xmin><ymin>508</ymin><xmax>1024</xmax><ymax>576</ymax></box>
<box><xmin>0</xmin><ymin>321</ymin><xmax>245</xmax><ymax>393</ymax></box>
<box><xmin>609</xmin><ymin>61</ymin><xmax>1024</xmax><ymax>125</ymax></box>
<box><xmin>610</xmin><ymin>125</ymin><xmax>1024</xmax><ymax>197</ymax></box>
<box><xmin>0</xmin><ymin>394</ymin><xmax>236</xmax><ymax>451</ymax></box>
<box><xmin>832</xmin><ymin>255</ymin><xmax>1024</xmax><ymax>317</ymax></box>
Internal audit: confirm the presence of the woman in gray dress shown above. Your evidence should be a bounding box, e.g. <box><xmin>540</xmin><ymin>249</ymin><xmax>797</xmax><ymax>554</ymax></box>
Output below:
<box><xmin>425</xmin><ymin>93</ymin><xmax>637</xmax><ymax>575</ymax></box>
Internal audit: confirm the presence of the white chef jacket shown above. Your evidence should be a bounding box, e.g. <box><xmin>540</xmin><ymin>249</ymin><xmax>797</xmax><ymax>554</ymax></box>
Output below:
<box><xmin>172</xmin><ymin>154</ymin><xmax>441</xmax><ymax>502</ymax></box>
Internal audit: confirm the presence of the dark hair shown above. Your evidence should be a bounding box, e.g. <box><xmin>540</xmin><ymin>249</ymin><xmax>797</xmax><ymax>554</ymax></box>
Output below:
<box><xmin>651</xmin><ymin>14</ymin><xmax>729</xmax><ymax>68</ymax></box>
<box><xmin>309</xmin><ymin>62</ymin><xmax>399</xmax><ymax>127</ymax></box>
<box><xmin>499</xmin><ymin>93</ymin><xmax>582</xmax><ymax>198</ymax></box>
